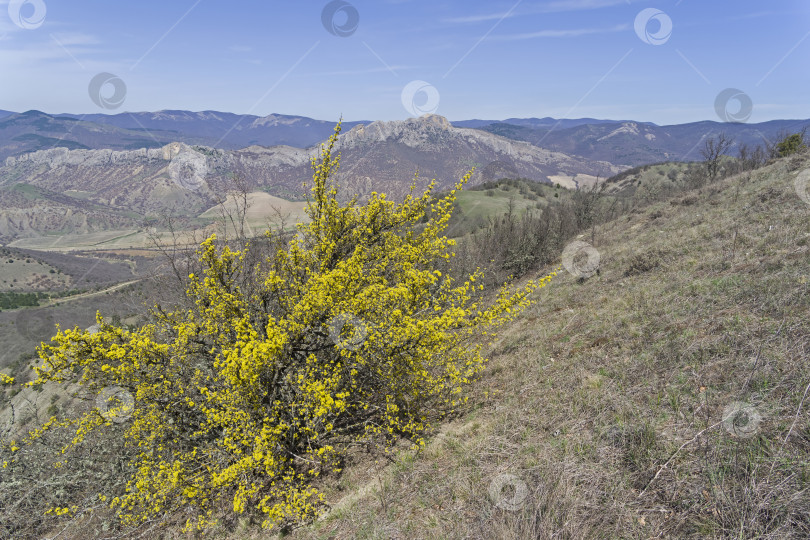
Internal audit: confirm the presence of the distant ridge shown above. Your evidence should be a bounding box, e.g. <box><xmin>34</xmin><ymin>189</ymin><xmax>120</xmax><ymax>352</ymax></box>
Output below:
<box><xmin>0</xmin><ymin>114</ymin><xmax>622</xmax><ymax>241</ymax></box>
<box><xmin>453</xmin><ymin>117</ymin><xmax>646</xmax><ymax>130</ymax></box>
<box><xmin>51</xmin><ymin>110</ymin><xmax>369</xmax><ymax>151</ymax></box>
<box><xmin>0</xmin><ymin>108</ymin><xmax>808</xmax><ymax>167</ymax></box>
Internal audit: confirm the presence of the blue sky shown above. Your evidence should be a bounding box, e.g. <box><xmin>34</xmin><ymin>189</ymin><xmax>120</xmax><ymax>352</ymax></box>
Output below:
<box><xmin>1</xmin><ymin>0</ymin><xmax>808</xmax><ymax>125</ymax></box>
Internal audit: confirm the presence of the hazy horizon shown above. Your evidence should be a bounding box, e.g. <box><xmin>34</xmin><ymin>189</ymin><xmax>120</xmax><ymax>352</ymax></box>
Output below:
<box><xmin>4</xmin><ymin>107</ymin><xmax>810</xmax><ymax>128</ymax></box>
<box><xmin>1</xmin><ymin>0</ymin><xmax>808</xmax><ymax>125</ymax></box>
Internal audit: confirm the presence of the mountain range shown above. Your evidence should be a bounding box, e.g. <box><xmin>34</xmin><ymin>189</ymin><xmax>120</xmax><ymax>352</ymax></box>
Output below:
<box><xmin>477</xmin><ymin>119</ymin><xmax>810</xmax><ymax>165</ymax></box>
<box><xmin>0</xmin><ymin>110</ymin><xmax>369</xmax><ymax>160</ymax></box>
<box><xmin>0</xmin><ymin>114</ymin><xmax>621</xmax><ymax>242</ymax></box>
<box><xmin>2</xmin><ymin>109</ymin><xmax>807</xmax><ymax>167</ymax></box>
<box><xmin>1</xmin><ymin>107</ymin><xmax>808</xmax><ymax>243</ymax></box>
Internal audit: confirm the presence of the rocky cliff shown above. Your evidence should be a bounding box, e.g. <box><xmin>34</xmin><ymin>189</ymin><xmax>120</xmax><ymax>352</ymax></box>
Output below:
<box><xmin>0</xmin><ymin>115</ymin><xmax>625</xmax><ymax>241</ymax></box>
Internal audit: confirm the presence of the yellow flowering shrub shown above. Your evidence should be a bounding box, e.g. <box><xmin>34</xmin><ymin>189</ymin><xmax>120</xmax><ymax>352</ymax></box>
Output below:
<box><xmin>21</xmin><ymin>123</ymin><xmax>556</xmax><ymax>532</ymax></box>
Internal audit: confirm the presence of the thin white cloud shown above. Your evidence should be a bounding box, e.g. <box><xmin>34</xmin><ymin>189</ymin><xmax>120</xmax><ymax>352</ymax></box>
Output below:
<box><xmin>0</xmin><ymin>34</ymin><xmax>122</xmax><ymax>74</ymax></box>
<box><xmin>539</xmin><ymin>0</ymin><xmax>636</xmax><ymax>13</ymax></box>
<box><xmin>490</xmin><ymin>23</ymin><xmax>629</xmax><ymax>40</ymax></box>
<box><xmin>445</xmin><ymin>0</ymin><xmax>633</xmax><ymax>24</ymax></box>
<box><xmin>0</xmin><ymin>43</ymin><xmax>92</xmax><ymax>65</ymax></box>
<box><xmin>0</xmin><ymin>19</ymin><xmax>107</xmax><ymax>71</ymax></box>
<box><xmin>229</xmin><ymin>45</ymin><xmax>253</xmax><ymax>53</ymax></box>
<box><xmin>730</xmin><ymin>11</ymin><xmax>784</xmax><ymax>20</ymax></box>
<box><xmin>49</xmin><ymin>32</ymin><xmax>101</xmax><ymax>46</ymax></box>
<box><xmin>446</xmin><ymin>11</ymin><xmax>515</xmax><ymax>24</ymax></box>
<box><xmin>302</xmin><ymin>65</ymin><xmax>415</xmax><ymax>77</ymax></box>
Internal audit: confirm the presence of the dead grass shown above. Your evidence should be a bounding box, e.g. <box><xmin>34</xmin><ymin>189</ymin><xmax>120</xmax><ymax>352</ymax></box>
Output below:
<box><xmin>267</xmin><ymin>153</ymin><xmax>810</xmax><ymax>539</ymax></box>
<box><xmin>4</xmin><ymin>153</ymin><xmax>810</xmax><ymax>539</ymax></box>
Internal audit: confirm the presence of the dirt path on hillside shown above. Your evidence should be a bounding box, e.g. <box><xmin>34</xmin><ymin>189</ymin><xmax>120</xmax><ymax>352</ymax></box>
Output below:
<box><xmin>39</xmin><ymin>279</ymin><xmax>143</xmax><ymax>307</ymax></box>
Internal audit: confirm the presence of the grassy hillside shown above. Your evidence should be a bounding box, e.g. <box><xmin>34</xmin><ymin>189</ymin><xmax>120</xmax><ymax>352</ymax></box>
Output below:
<box><xmin>0</xmin><ymin>246</ymin><xmax>140</xmax><ymax>292</ymax></box>
<box><xmin>2</xmin><ymin>150</ymin><xmax>809</xmax><ymax>539</ymax></box>
<box><xmin>0</xmin><ymin>280</ymin><xmax>158</xmax><ymax>444</ymax></box>
<box><xmin>265</xmin><ymin>153</ymin><xmax>810</xmax><ymax>538</ymax></box>
<box><xmin>432</xmin><ymin>178</ymin><xmax>555</xmax><ymax>239</ymax></box>
<box><xmin>7</xmin><ymin>191</ymin><xmax>309</xmax><ymax>252</ymax></box>
<box><xmin>197</xmin><ymin>191</ymin><xmax>311</xmax><ymax>236</ymax></box>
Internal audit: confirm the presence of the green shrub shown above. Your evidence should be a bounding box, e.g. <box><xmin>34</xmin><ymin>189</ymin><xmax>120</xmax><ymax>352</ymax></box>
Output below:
<box><xmin>776</xmin><ymin>132</ymin><xmax>807</xmax><ymax>157</ymax></box>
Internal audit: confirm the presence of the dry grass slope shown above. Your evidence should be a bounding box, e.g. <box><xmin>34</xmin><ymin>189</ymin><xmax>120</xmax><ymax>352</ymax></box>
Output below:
<box><xmin>3</xmin><ymin>152</ymin><xmax>809</xmax><ymax>540</ymax></box>
<box><xmin>252</xmin><ymin>152</ymin><xmax>810</xmax><ymax>539</ymax></box>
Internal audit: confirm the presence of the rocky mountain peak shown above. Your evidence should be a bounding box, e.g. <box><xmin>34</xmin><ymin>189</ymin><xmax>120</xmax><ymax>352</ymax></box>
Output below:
<box><xmin>162</xmin><ymin>141</ymin><xmax>195</xmax><ymax>160</ymax></box>
<box><xmin>339</xmin><ymin>114</ymin><xmax>457</xmax><ymax>149</ymax></box>
<box><xmin>414</xmin><ymin>113</ymin><xmax>451</xmax><ymax>129</ymax></box>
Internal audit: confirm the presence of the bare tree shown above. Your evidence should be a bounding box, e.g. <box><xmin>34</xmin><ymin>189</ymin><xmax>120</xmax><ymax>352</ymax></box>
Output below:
<box><xmin>737</xmin><ymin>143</ymin><xmax>750</xmax><ymax>173</ymax></box>
<box><xmin>701</xmin><ymin>133</ymin><xmax>735</xmax><ymax>181</ymax></box>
